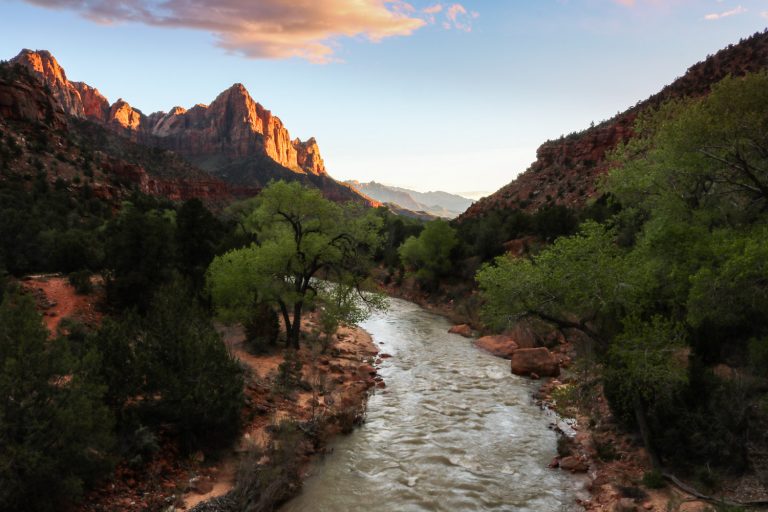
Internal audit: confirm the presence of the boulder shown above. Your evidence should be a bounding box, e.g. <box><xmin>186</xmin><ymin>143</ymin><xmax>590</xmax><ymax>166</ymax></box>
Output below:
<box><xmin>509</xmin><ymin>320</ymin><xmax>539</xmax><ymax>348</ymax></box>
<box><xmin>475</xmin><ymin>335</ymin><xmax>519</xmax><ymax>358</ymax></box>
<box><xmin>510</xmin><ymin>348</ymin><xmax>560</xmax><ymax>377</ymax></box>
<box><xmin>449</xmin><ymin>324</ymin><xmax>473</xmax><ymax>337</ymax></box>
<box><xmin>559</xmin><ymin>455</ymin><xmax>588</xmax><ymax>472</ymax></box>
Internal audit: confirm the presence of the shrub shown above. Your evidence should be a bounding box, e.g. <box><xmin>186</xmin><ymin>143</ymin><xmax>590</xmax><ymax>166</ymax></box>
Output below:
<box><xmin>68</xmin><ymin>269</ymin><xmax>93</xmax><ymax>295</ymax></box>
<box><xmin>273</xmin><ymin>350</ymin><xmax>304</xmax><ymax>396</ymax></box>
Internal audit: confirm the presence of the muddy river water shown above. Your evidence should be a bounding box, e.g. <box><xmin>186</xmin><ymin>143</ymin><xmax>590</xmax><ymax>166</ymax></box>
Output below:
<box><xmin>281</xmin><ymin>297</ymin><xmax>585</xmax><ymax>512</ymax></box>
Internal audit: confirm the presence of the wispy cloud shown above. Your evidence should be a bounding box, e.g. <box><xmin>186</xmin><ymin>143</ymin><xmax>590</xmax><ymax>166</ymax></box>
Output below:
<box><xmin>23</xmin><ymin>0</ymin><xmax>477</xmax><ymax>63</ymax></box>
<box><xmin>443</xmin><ymin>3</ymin><xmax>479</xmax><ymax>32</ymax></box>
<box><xmin>704</xmin><ymin>5</ymin><xmax>747</xmax><ymax>20</ymax></box>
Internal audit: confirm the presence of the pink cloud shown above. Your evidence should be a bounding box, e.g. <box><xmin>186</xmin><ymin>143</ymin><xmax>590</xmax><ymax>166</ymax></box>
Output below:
<box><xmin>23</xmin><ymin>0</ymin><xmax>443</xmax><ymax>63</ymax></box>
<box><xmin>704</xmin><ymin>5</ymin><xmax>747</xmax><ymax>20</ymax></box>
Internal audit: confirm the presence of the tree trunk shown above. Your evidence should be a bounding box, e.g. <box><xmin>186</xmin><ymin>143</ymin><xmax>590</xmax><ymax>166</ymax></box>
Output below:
<box><xmin>634</xmin><ymin>393</ymin><xmax>661</xmax><ymax>469</ymax></box>
<box><xmin>289</xmin><ymin>302</ymin><xmax>303</xmax><ymax>349</ymax></box>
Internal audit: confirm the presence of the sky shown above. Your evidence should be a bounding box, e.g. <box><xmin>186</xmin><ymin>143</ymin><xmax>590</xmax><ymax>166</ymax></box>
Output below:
<box><xmin>1</xmin><ymin>1</ymin><xmax>767</xmax><ymax>198</ymax></box>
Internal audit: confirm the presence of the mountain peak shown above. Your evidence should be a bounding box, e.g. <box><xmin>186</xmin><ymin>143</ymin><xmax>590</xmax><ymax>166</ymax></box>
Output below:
<box><xmin>10</xmin><ymin>49</ymin><xmax>86</xmax><ymax>117</ymax></box>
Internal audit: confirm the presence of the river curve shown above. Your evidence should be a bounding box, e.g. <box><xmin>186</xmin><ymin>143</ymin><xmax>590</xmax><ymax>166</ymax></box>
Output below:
<box><xmin>281</xmin><ymin>297</ymin><xmax>585</xmax><ymax>512</ymax></box>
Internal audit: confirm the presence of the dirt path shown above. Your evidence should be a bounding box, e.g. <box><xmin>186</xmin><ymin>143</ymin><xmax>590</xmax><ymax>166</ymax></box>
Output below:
<box><xmin>21</xmin><ymin>274</ymin><xmax>101</xmax><ymax>335</ymax></box>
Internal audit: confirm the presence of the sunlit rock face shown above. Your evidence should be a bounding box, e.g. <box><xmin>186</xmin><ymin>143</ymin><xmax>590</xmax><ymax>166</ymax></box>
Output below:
<box><xmin>12</xmin><ymin>49</ymin><xmax>85</xmax><ymax>118</ymax></box>
<box><xmin>12</xmin><ymin>51</ymin><xmax>328</xmax><ymax>177</ymax></box>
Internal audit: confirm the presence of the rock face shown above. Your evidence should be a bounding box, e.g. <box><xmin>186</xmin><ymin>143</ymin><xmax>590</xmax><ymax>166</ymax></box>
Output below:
<box><xmin>461</xmin><ymin>30</ymin><xmax>768</xmax><ymax>220</ymax></box>
<box><xmin>474</xmin><ymin>335</ymin><xmax>519</xmax><ymax>359</ymax></box>
<box><xmin>0</xmin><ymin>71</ymin><xmax>66</xmax><ymax>127</ymax></box>
<box><xmin>72</xmin><ymin>81</ymin><xmax>110</xmax><ymax>122</ymax></box>
<box><xmin>9</xmin><ymin>49</ymin><xmax>372</xmax><ymax>205</ymax></box>
<box><xmin>0</xmin><ymin>62</ymin><xmax>237</xmax><ymax>206</ymax></box>
<box><xmin>137</xmin><ymin>84</ymin><xmax>332</xmax><ymax>181</ymax></box>
<box><xmin>11</xmin><ymin>49</ymin><xmax>85</xmax><ymax>118</ymax></box>
<box><xmin>510</xmin><ymin>347</ymin><xmax>560</xmax><ymax>377</ymax></box>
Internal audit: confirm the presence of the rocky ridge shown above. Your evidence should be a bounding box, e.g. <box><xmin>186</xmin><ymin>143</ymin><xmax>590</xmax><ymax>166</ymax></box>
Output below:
<box><xmin>461</xmin><ymin>30</ymin><xmax>768</xmax><ymax>220</ymax></box>
<box><xmin>8</xmin><ymin>49</ymin><xmax>375</xmax><ymax>205</ymax></box>
<box><xmin>0</xmin><ymin>62</ymin><xmax>237</xmax><ymax>205</ymax></box>
<box><xmin>347</xmin><ymin>180</ymin><xmax>473</xmax><ymax>218</ymax></box>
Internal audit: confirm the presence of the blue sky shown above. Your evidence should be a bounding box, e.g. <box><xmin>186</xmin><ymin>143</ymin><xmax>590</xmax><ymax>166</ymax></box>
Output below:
<box><xmin>1</xmin><ymin>0</ymin><xmax>766</xmax><ymax>197</ymax></box>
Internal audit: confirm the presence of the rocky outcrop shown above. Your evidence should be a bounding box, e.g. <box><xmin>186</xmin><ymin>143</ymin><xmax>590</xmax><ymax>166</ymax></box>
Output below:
<box><xmin>510</xmin><ymin>347</ymin><xmax>560</xmax><ymax>377</ymax></box>
<box><xmin>72</xmin><ymin>81</ymin><xmax>109</xmax><ymax>122</ymax></box>
<box><xmin>474</xmin><ymin>335</ymin><xmax>519</xmax><ymax>359</ymax></box>
<box><xmin>461</xmin><ymin>30</ymin><xmax>768</xmax><ymax>220</ymax></box>
<box><xmin>295</xmin><ymin>137</ymin><xmax>326</xmax><ymax>175</ymax></box>
<box><xmin>0</xmin><ymin>71</ymin><xmax>66</xmax><ymax>127</ymax></box>
<box><xmin>109</xmin><ymin>99</ymin><xmax>144</xmax><ymax>136</ymax></box>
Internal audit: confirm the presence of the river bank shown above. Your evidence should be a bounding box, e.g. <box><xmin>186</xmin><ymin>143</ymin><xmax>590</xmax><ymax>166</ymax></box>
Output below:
<box><xmin>378</xmin><ymin>277</ymin><xmax>729</xmax><ymax>512</ymax></box>
<box><xmin>182</xmin><ymin>314</ymin><xmax>382</xmax><ymax>511</ymax></box>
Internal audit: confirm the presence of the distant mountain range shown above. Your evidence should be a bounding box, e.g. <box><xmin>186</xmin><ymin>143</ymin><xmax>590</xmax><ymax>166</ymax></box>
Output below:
<box><xmin>345</xmin><ymin>181</ymin><xmax>473</xmax><ymax>219</ymax></box>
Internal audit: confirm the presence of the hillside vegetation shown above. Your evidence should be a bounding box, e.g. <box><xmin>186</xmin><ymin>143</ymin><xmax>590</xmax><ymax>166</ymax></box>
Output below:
<box><xmin>478</xmin><ymin>72</ymin><xmax>768</xmax><ymax>489</ymax></box>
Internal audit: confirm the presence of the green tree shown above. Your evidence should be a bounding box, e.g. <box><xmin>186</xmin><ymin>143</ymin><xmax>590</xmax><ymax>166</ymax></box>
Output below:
<box><xmin>316</xmin><ymin>281</ymin><xmax>386</xmax><ymax>352</ymax></box>
<box><xmin>175</xmin><ymin>198</ymin><xmax>222</xmax><ymax>290</ymax></box>
<box><xmin>477</xmin><ymin>221</ymin><xmax>624</xmax><ymax>339</ymax></box>
<box><xmin>478</xmin><ymin>71</ymin><xmax>768</xmax><ymax>472</ymax></box>
<box><xmin>208</xmin><ymin>181</ymin><xmax>383</xmax><ymax>348</ymax></box>
<box><xmin>398</xmin><ymin>219</ymin><xmax>458</xmax><ymax>289</ymax></box>
<box><xmin>104</xmin><ymin>204</ymin><xmax>176</xmax><ymax>312</ymax></box>
<box><xmin>90</xmin><ymin>282</ymin><xmax>245</xmax><ymax>448</ymax></box>
<box><xmin>0</xmin><ymin>290</ymin><xmax>114</xmax><ymax>511</ymax></box>
<box><xmin>141</xmin><ymin>282</ymin><xmax>244</xmax><ymax>446</ymax></box>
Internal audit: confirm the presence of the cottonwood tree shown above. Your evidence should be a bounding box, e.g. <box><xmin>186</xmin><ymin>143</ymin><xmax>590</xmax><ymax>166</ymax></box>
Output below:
<box><xmin>207</xmin><ymin>181</ymin><xmax>383</xmax><ymax>349</ymax></box>
<box><xmin>398</xmin><ymin>219</ymin><xmax>458</xmax><ymax>289</ymax></box>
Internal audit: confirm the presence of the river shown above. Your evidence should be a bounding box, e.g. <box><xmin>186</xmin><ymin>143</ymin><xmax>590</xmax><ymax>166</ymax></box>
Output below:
<box><xmin>281</xmin><ymin>297</ymin><xmax>585</xmax><ymax>512</ymax></box>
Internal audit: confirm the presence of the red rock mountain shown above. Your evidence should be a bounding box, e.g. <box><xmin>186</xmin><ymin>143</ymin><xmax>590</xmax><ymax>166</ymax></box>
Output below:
<box><xmin>0</xmin><ymin>61</ymin><xmax>236</xmax><ymax>205</ymax></box>
<box><xmin>8</xmin><ymin>49</ymin><xmax>375</xmax><ymax>205</ymax></box>
<box><xmin>461</xmin><ymin>30</ymin><xmax>768</xmax><ymax>220</ymax></box>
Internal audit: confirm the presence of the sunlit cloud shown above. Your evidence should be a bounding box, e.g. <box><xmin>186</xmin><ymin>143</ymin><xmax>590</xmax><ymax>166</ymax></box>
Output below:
<box><xmin>704</xmin><ymin>5</ymin><xmax>747</xmax><ymax>20</ymax></box>
<box><xmin>23</xmin><ymin>0</ymin><xmax>476</xmax><ymax>63</ymax></box>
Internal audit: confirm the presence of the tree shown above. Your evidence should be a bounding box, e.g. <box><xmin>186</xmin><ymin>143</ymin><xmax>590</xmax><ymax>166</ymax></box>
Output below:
<box><xmin>207</xmin><ymin>181</ymin><xmax>383</xmax><ymax>349</ymax></box>
<box><xmin>477</xmin><ymin>221</ymin><xmax>625</xmax><ymax>339</ymax></box>
<box><xmin>104</xmin><ymin>204</ymin><xmax>176</xmax><ymax>312</ymax></box>
<box><xmin>90</xmin><ymin>282</ymin><xmax>244</xmax><ymax>448</ymax></box>
<box><xmin>477</xmin><ymin>71</ymin><xmax>768</xmax><ymax>472</ymax></box>
<box><xmin>175</xmin><ymin>198</ymin><xmax>222</xmax><ymax>290</ymax></box>
<box><xmin>315</xmin><ymin>281</ymin><xmax>386</xmax><ymax>352</ymax></box>
<box><xmin>0</xmin><ymin>289</ymin><xmax>114</xmax><ymax>511</ymax></box>
<box><xmin>398</xmin><ymin>219</ymin><xmax>458</xmax><ymax>289</ymax></box>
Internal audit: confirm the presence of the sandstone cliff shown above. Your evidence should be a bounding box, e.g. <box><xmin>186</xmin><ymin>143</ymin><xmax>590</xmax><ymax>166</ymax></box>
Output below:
<box><xmin>461</xmin><ymin>30</ymin><xmax>768</xmax><ymax>220</ymax></box>
<box><xmin>0</xmin><ymin>62</ymin><xmax>237</xmax><ymax>206</ymax></box>
<box><xmin>8</xmin><ymin>49</ymin><xmax>365</xmax><ymax>203</ymax></box>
